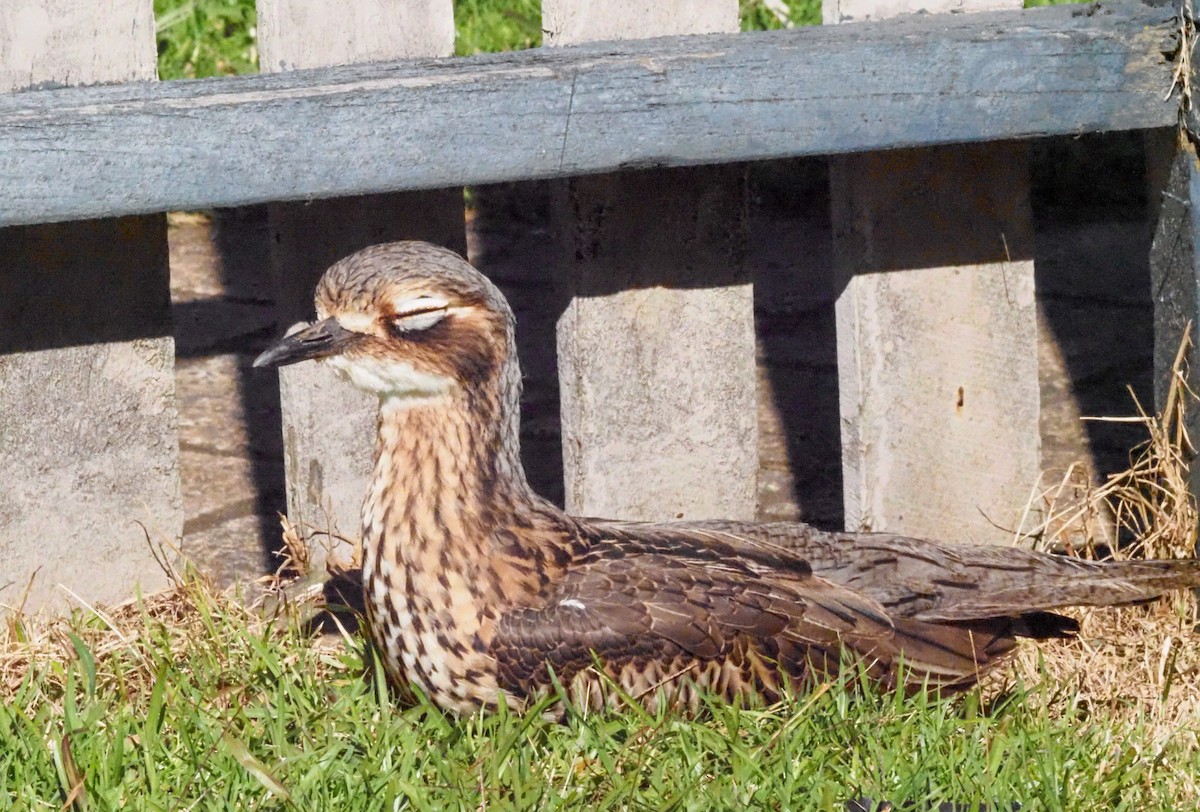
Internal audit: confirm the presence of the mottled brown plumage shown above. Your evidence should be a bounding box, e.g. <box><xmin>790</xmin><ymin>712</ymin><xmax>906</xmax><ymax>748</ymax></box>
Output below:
<box><xmin>256</xmin><ymin>241</ymin><xmax>1200</xmax><ymax>714</ymax></box>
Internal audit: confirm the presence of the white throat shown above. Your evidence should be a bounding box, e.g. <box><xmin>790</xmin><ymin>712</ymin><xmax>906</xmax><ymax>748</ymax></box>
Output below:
<box><xmin>325</xmin><ymin>355</ymin><xmax>453</xmax><ymax>406</ymax></box>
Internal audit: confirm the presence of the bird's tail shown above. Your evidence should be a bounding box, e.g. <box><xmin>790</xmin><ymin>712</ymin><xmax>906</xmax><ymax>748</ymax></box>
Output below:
<box><xmin>620</xmin><ymin>519</ymin><xmax>1200</xmax><ymax>628</ymax></box>
<box><xmin>908</xmin><ymin>551</ymin><xmax>1200</xmax><ymax>623</ymax></box>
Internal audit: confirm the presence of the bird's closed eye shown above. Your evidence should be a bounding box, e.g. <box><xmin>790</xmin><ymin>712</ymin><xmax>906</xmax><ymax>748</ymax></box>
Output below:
<box><xmin>391</xmin><ymin>296</ymin><xmax>450</xmax><ymax>332</ymax></box>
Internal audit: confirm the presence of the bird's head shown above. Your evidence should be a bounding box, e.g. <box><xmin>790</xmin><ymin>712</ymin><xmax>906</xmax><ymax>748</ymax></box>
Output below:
<box><xmin>254</xmin><ymin>241</ymin><xmax>517</xmax><ymax>406</ymax></box>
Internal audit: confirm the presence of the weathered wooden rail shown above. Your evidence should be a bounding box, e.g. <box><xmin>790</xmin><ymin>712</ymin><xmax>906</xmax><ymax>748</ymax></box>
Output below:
<box><xmin>0</xmin><ymin>3</ymin><xmax>1180</xmax><ymax>227</ymax></box>
<box><xmin>1</xmin><ymin>0</ymin><xmax>1197</xmax><ymax>611</ymax></box>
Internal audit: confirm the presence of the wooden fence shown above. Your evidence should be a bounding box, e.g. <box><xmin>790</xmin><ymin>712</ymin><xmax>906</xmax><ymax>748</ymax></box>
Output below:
<box><xmin>0</xmin><ymin>0</ymin><xmax>1195</xmax><ymax>611</ymax></box>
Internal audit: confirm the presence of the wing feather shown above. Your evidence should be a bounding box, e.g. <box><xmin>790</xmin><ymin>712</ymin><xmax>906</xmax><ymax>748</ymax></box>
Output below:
<box><xmin>491</xmin><ymin>540</ymin><xmax>894</xmax><ymax>700</ymax></box>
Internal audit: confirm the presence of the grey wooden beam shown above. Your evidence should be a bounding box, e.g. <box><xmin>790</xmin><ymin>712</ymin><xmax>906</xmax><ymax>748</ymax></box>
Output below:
<box><xmin>0</xmin><ymin>1</ymin><xmax>1180</xmax><ymax>228</ymax></box>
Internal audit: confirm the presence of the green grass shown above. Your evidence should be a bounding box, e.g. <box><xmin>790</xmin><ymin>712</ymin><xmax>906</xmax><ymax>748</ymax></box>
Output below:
<box><xmin>3</xmin><ymin>580</ymin><xmax>1197</xmax><ymax>810</ymax></box>
<box><xmin>455</xmin><ymin>0</ymin><xmax>544</xmax><ymax>55</ymax></box>
<box><xmin>155</xmin><ymin>0</ymin><xmax>257</xmax><ymax>80</ymax></box>
<box><xmin>741</xmin><ymin>0</ymin><xmax>821</xmax><ymax>30</ymax></box>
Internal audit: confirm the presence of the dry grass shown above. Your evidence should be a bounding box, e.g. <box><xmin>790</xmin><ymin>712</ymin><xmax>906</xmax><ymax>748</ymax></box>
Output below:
<box><xmin>1004</xmin><ymin>328</ymin><xmax>1200</xmax><ymax>750</ymax></box>
<box><xmin>1169</xmin><ymin>0</ymin><xmax>1196</xmax><ymax>111</ymax></box>
<box><xmin>0</xmin><ymin>509</ymin><xmax>364</xmax><ymax>712</ymax></box>
<box><xmin>0</xmin><ymin>559</ymin><xmax>341</xmax><ymax>708</ymax></box>
<box><xmin>5</xmin><ymin>573</ymin><xmax>202</xmax><ymax>700</ymax></box>
<box><xmin>1017</xmin><ymin>331</ymin><xmax>1198</xmax><ymax>560</ymax></box>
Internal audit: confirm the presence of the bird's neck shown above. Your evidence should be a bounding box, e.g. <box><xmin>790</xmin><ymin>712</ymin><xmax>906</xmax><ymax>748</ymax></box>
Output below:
<box><xmin>360</xmin><ymin>383</ymin><xmax>578</xmax><ymax>708</ymax></box>
<box><xmin>361</xmin><ymin>385</ymin><xmax>576</xmax><ymax>625</ymax></box>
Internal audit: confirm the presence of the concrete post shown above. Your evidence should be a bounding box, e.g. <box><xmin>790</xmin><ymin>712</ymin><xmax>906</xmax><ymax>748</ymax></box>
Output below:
<box><xmin>257</xmin><ymin>1</ymin><xmax>466</xmax><ymax>567</ymax></box>
<box><xmin>825</xmin><ymin>0</ymin><xmax>1040</xmax><ymax>543</ymax></box>
<box><xmin>544</xmin><ymin>0</ymin><xmax>758</xmax><ymax>522</ymax></box>
<box><xmin>0</xmin><ymin>0</ymin><xmax>181</xmax><ymax>612</ymax></box>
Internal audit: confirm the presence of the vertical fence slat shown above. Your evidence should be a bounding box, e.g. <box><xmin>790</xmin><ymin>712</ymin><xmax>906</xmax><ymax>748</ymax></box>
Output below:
<box><xmin>257</xmin><ymin>1</ymin><xmax>455</xmax><ymax>71</ymax></box>
<box><xmin>0</xmin><ymin>0</ymin><xmax>180</xmax><ymax>611</ymax></box>
<box><xmin>258</xmin><ymin>1</ymin><xmax>466</xmax><ymax>567</ymax></box>
<box><xmin>544</xmin><ymin>0</ymin><xmax>757</xmax><ymax>522</ymax></box>
<box><xmin>826</xmin><ymin>0</ymin><xmax>1040</xmax><ymax>543</ymax></box>
<box><xmin>823</xmin><ymin>0</ymin><xmax>1014</xmax><ymax>23</ymax></box>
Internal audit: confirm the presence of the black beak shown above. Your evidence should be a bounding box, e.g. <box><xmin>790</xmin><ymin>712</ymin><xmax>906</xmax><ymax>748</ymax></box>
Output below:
<box><xmin>253</xmin><ymin>318</ymin><xmax>360</xmax><ymax>368</ymax></box>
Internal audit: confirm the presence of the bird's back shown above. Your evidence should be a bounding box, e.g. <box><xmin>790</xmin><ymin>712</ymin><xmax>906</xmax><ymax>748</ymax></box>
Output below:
<box><xmin>489</xmin><ymin>519</ymin><xmax>1086</xmax><ymax>711</ymax></box>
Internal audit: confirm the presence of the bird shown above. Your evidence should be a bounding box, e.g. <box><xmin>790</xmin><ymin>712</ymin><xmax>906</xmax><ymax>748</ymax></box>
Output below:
<box><xmin>255</xmin><ymin>240</ymin><xmax>1200</xmax><ymax>715</ymax></box>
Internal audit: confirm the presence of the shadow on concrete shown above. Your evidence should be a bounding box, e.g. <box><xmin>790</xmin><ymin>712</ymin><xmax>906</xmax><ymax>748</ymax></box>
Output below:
<box><xmin>471</xmin><ymin>165</ymin><xmax>850</xmax><ymax>527</ymax></box>
<box><xmin>825</xmin><ymin>141</ymin><xmax>1037</xmax><ymax>285</ymax></box>
<box><xmin>0</xmin><ymin>216</ymin><xmax>172</xmax><ymax>354</ymax></box>
<box><xmin>1030</xmin><ymin>131</ymin><xmax>1156</xmax><ymax>481</ymax></box>
<box><xmin>162</xmin><ymin>141</ymin><xmax>1159</xmax><ymax>586</ymax></box>
<box><xmin>747</xmin><ymin>140</ymin><xmax>1156</xmax><ymax>531</ymax></box>
<box><xmin>468</xmin><ymin>181</ymin><xmax>568</xmax><ymax>507</ymax></box>
<box><xmin>208</xmin><ymin>206</ymin><xmax>288</xmax><ymax>572</ymax></box>
<box><xmin>749</xmin><ymin>158</ymin><xmax>844</xmax><ymax>528</ymax></box>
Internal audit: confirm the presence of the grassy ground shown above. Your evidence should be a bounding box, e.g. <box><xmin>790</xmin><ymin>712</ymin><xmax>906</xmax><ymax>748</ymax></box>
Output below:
<box><xmin>8</xmin><ymin>372</ymin><xmax>1198</xmax><ymax>809</ymax></box>
<box><xmin>155</xmin><ymin>0</ymin><xmax>257</xmax><ymax>80</ymax></box>
<box><xmin>4</xmin><ymin>573</ymin><xmax>1199</xmax><ymax>810</ymax></box>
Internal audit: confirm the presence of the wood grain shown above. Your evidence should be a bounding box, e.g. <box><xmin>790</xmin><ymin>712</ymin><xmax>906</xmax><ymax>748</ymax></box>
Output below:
<box><xmin>1148</xmin><ymin>131</ymin><xmax>1200</xmax><ymax>504</ymax></box>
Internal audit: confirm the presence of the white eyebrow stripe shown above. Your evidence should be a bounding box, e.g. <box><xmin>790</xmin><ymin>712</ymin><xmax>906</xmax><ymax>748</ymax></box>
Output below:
<box><xmin>392</xmin><ymin>295</ymin><xmax>449</xmax><ymax>316</ymax></box>
<box><xmin>392</xmin><ymin>309</ymin><xmax>448</xmax><ymax>332</ymax></box>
